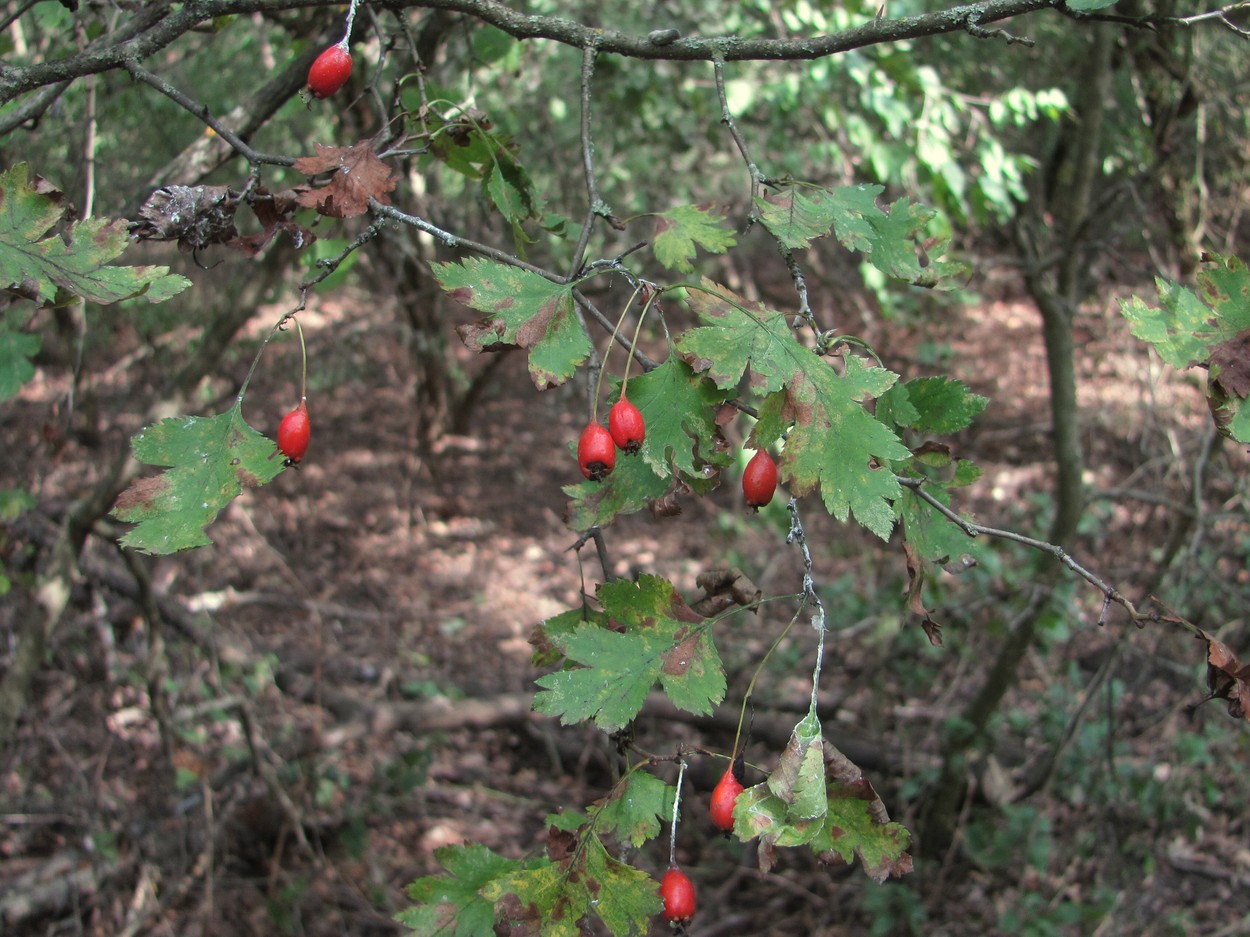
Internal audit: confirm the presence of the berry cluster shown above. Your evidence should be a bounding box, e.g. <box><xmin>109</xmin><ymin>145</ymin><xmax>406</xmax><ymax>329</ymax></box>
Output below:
<box><xmin>576</xmin><ymin>392</ymin><xmax>645</xmax><ymax>481</ymax></box>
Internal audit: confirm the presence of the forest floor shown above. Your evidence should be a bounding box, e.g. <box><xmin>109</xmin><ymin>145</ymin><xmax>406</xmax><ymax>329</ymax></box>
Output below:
<box><xmin>2</xmin><ymin>260</ymin><xmax>1249</xmax><ymax>937</ymax></box>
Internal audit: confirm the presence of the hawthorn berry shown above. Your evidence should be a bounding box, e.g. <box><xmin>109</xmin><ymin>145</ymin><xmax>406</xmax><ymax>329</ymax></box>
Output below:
<box><xmin>608</xmin><ymin>395</ymin><xmax>645</xmax><ymax>454</ymax></box>
<box><xmin>660</xmin><ymin>867</ymin><xmax>696</xmax><ymax>923</ymax></box>
<box><xmin>307</xmin><ymin>42</ymin><xmax>352</xmax><ymax>98</ymax></box>
<box><xmin>709</xmin><ymin>767</ymin><xmax>744</xmax><ymax>833</ymax></box>
<box><xmin>742</xmin><ymin>448</ymin><xmax>778</xmax><ymax>509</ymax></box>
<box><xmin>577</xmin><ymin>422</ymin><xmax>616</xmax><ymax>480</ymax></box>
<box><xmin>278</xmin><ymin>400</ymin><xmax>310</xmax><ymax>464</ymax></box>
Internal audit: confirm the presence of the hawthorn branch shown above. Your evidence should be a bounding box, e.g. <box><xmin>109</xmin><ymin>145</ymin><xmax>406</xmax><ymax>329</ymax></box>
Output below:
<box><xmin>122</xmin><ymin>60</ymin><xmax>295</xmax><ymax>168</ymax></box>
<box><xmin>568</xmin><ymin>40</ymin><xmax>620</xmax><ymax>280</ymax></box>
<box><xmin>0</xmin><ymin>0</ymin><xmax>1063</xmax><ymax>107</ymax></box>
<box><xmin>897</xmin><ymin>476</ymin><xmax>1148</xmax><ymax>625</ymax></box>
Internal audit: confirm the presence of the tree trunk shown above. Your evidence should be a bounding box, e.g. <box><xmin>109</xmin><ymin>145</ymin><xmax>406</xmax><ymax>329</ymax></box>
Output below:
<box><xmin>917</xmin><ymin>23</ymin><xmax>1115</xmax><ymax>854</ymax></box>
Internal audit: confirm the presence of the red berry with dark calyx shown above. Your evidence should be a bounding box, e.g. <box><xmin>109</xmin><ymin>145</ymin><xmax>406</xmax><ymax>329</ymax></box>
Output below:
<box><xmin>278</xmin><ymin>400</ymin><xmax>310</xmax><ymax>464</ymax></box>
<box><xmin>709</xmin><ymin>767</ymin><xmax>744</xmax><ymax>833</ymax></box>
<box><xmin>660</xmin><ymin>867</ymin><xmax>696</xmax><ymax>923</ymax></box>
<box><xmin>608</xmin><ymin>395</ymin><xmax>645</xmax><ymax>454</ymax></box>
<box><xmin>742</xmin><ymin>448</ymin><xmax>777</xmax><ymax>509</ymax></box>
<box><xmin>307</xmin><ymin>42</ymin><xmax>352</xmax><ymax>98</ymax></box>
<box><xmin>577</xmin><ymin>422</ymin><xmax>616</xmax><ymax>480</ymax></box>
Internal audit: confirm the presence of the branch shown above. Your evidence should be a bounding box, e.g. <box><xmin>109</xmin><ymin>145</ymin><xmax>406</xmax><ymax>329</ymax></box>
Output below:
<box><xmin>897</xmin><ymin>476</ymin><xmax>1149</xmax><ymax>626</ymax></box>
<box><xmin>0</xmin><ymin>0</ymin><xmax>1064</xmax><ymax>107</ymax></box>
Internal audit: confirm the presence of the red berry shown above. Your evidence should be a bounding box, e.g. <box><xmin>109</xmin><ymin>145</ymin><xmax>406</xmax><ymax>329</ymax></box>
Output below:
<box><xmin>660</xmin><ymin>867</ymin><xmax>696</xmax><ymax>923</ymax></box>
<box><xmin>710</xmin><ymin>767</ymin><xmax>744</xmax><ymax>833</ymax></box>
<box><xmin>307</xmin><ymin>43</ymin><xmax>352</xmax><ymax>98</ymax></box>
<box><xmin>608</xmin><ymin>395</ymin><xmax>645</xmax><ymax>454</ymax></box>
<box><xmin>278</xmin><ymin>400</ymin><xmax>310</xmax><ymax>464</ymax></box>
<box><xmin>577</xmin><ymin>422</ymin><xmax>616</xmax><ymax>480</ymax></box>
<box><xmin>742</xmin><ymin>448</ymin><xmax>777</xmax><ymax>509</ymax></box>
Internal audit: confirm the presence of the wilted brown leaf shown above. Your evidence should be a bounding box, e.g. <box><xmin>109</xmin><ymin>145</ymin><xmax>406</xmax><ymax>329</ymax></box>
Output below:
<box><xmin>294</xmin><ymin>142</ymin><xmax>398</xmax><ymax>217</ymax></box>
<box><xmin>903</xmin><ymin>539</ymin><xmax>943</xmax><ymax>647</ymax></box>
<box><xmin>1191</xmin><ymin>627</ymin><xmax>1250</xmax><ymax>720</ymax></box>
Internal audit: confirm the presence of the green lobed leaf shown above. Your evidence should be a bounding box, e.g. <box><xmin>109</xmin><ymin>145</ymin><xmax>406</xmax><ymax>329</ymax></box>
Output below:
<box><xmin>877</xmin><ymin>376</ymin><xmax>988</xmax><ymax>435</ymax></box>
<box><xmin>898</xmin><ymin>486</ymin><xmax>983</xmax><ymax>566</ymax></box>
<box><xmin>760</xmin><ymin>359</ymin><xmax>909</xmax><ymax>539</ymax></box>
<box><xmin>0</xmin><ymin>318</ymin><xmax>39</xmax><ymax>401</ymax></box>
<box><xmin>810</xmin><ymin>790</ymin><xmax>913</xmax><ymax>884</ymax></box>
<box><xmin>588</xmin><ymin>772</ymin><xmax>675</xmax><ymax>849</ymax></box>
<box><xmin>533</xmin><ymin>574</ymin><xmax>725</xmax><ymax>731</ymax></box>
<box><xmin>652</xmin><ymin>203</ymin><xmax>737</xmax><ymax>273</ymax></box>
<box><xmin>399</xmin><ymin>843</ymin><xmax>537</xmax><ymax>936</ymax></box>
<box><xmin>112</xmin><ymin>402</ymin><xmax>286</xmax><ymax>554</ymax></box>
<box><xmin>677</xmin><ymin>282</ymin><xmax>908</xmax><ymax>537</ymax></box>
<box><xmin>616</xmin><ymin>360</ymin><xmax>734</xmax><ymax>479</ymax></box>
<box><xmin>438</xmin><ymin>257</ymin><xmax>589</xmax><ymax>389</ymax></box>
<box><xmin>1120</xmin><ymin>280</ymin><xmax>1219</xmax><ymax>370</ymax></box>
<box><xmin>755</xmin><ymin>183</ymin><xmax>963</xmax><ymax>286</ymax></box>
<box><xmin>0</xmin><ymin>163</ymin><xmax>191</xmax><ymax>305</ymax></box>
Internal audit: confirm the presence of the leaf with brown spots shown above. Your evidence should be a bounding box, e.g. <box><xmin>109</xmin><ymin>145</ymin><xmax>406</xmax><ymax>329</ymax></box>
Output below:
<box><xmin>293</xmin><ymin>142</ymin><xmax>397</xmax><ymax>217</ymax></box>
<box><xmin>112</xmin><ymin>401</ymin><xmax>285</xmax><ymax>554</ymax></box>
<box><xmin>533</xmin><ymin>574</ymin><xmax>725</xmax><ymax>731</ymax></box>
<box><xmin>436</xmin><ymin>257</ymin><xmax>589</xmax><ymax>389</ymax></box>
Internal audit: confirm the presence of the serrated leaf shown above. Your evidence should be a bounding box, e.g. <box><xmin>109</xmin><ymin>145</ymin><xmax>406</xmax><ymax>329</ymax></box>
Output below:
<box><xmin>531</xmin><ymin>606</ymin><xmax>603</xmax><ymax>668</ymax></box>
<box><xmin>618</xmin><ymin>360</ymin><xmax>734</xmax><ymax>478</ymax></box>
<box><xmin>439</xmin><ymin>257</ymin><xmax>588</xmax><ymax>388</ymax></box>
<box><xmin>760</xmin><ymin>359</ymin><xmax>909</xmax><ymax>538</ymax></box>
<box><xmin>533</xmin><ymin>575</ymin><xmax>725</xmax><ymax>731</ymax></box>
<box><xmin>1121</xmin><ymin>280</ymin><xmax>1219</xmax><ymax>370</ymax></box>
<box><xmin>1121</xmin><ymin>255</ymin><xmax>1250</xmax><ymax>442</ymax></box>
<box><xmin>484</xmin><ymin>836</ymin><xmax>659</xmax><ymax>937</ymax></box>
<box><xmin>755</xmin><ymin>184</ymin><xmax>963</xmax><ymax>286</ymax></box>
<box><xmin>563</xmin><ymin>447</ymin><xmax>671</xmax><ymax>532</ymax></box>
<box><xmin>112</xmin><ymin>402</ymin><xmax>285</xmax><ymax>554</ymax></box>
<box><xmin>898</xmin><ymin>485</ymin><xmax>982</xmax><ymax>566</ymax></box>
<box><xmin>0</xmin><ymin>319</ymin><xmax>39</xmax><ymax>400</ymax></box>
<box><xmin>677</xmin><ymin>282</ymin><xmax>908</xmax><ymax>537</ymax></box>
<box><xmin>812</xmin><ymin>792</ymin><xmax>912</xmax><ymax>883</ymax></box>
<box><xmin>881</xmin><ymin>376</ymin><xmax>988</xmax><ymax>436</ymax></box>
<box><xmin>0</xmin><ymin>163</ymin><xmax>191</xmax><ymax>305</ymax></box>
<box><xmin>676</xmin><ymin>283</ymin><xmax>794</xmax><ymax>393</ymax></box>
<box><xmin>589</xmin><ymin>772</ymin><xmax>675</xmax><ymax>850</ymax></box>
<box><xmin>399</xmin><ymin>843</ymin><xmax>536</xmax><ymax>937</ymax></box>
<box><xmin>652</xmin><ymin>203</ymin><xmax>737</xmax><ymax>273</ymax></box>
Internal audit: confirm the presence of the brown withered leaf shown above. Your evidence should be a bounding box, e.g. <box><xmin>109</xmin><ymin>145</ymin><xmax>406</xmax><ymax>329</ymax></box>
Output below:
<box><xmin>1208</xmin><ymin>329</ymin><xmax>1250</xmax><ymax>399</ymax></box>
<box><xmin>228</xmin><ymin>187</ymin><xmax>317</xmax><ymax>256</ymax></box>
<box><xmin>1191</xmin><ymin>627</ymin><xmax>1250</xmax><ymax>720</ymax></box>
<box><xmin>691</xmin><ymin>567</ymin><xmax>761</xmax><ymax>617</ymax></box>
<box><xmin>293</xmin><ymin>142</ymin><xmax>397</xmax><ymax>218</ymax></box>
<box><xmin>903</xmin><ymin>540</ymin><xmax>943</xmax><ymax>648</ymax></box>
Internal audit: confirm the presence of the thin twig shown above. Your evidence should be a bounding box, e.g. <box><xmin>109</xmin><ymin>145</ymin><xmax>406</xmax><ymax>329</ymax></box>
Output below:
<box><xmin>122</xmin><ymin>60</ymin><xmax>294</xmax><ymax>168</ymax></box>
<box><xmin>897</xmin><ymin>476</ymin><xmax>1148</xmax><ymax>624</ymax></box>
